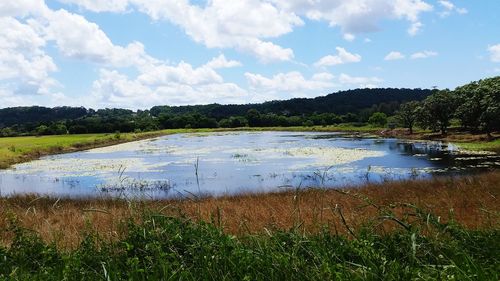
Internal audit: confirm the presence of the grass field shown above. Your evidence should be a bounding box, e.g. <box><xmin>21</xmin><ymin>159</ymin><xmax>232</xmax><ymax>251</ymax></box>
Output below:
<box><xmin>0</xmin><ymin>128</ymin><xmax>219</xmax><ymax>169</ymax></box>
<box><xmin>454</xmin><ymin>138</ymin><xmax>500</xmax><ymax>153</ymax></box>
<box><xmin>1</xmin><ymin>172</ymin><xmax>499</xmax><ymax>280</ymax></box>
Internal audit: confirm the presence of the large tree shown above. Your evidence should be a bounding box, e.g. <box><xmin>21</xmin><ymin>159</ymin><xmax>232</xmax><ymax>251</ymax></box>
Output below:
<box><xmin>396</xmin><ymin>101</ymin><xmax>420</xmax><ymax>134</ymax></box>
<box><xmin>419</xmin><ymin>90</ymin><xmax>458</xmax><ymax>135</ymax></box>
<box><xmin>455</xmin><ymin>76</ymin><xmax>500</xmax><ymax>137</ymax></box>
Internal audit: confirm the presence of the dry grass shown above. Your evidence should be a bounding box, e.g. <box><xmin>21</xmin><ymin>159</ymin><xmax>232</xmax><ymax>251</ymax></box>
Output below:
<box><xmin>1</xmin><ymin>172</ymin><xmax>499</xmax><ymax>249</ymax></box>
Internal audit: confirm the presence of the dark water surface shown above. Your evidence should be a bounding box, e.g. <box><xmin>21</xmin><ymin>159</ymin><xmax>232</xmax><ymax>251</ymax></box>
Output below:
<box><xmin>0</xmin><ymin>131</ymin><xmax>498</xmax><ymax>199</ymax></box>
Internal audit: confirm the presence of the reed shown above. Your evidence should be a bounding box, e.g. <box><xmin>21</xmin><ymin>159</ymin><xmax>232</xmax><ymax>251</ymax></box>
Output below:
<box><xmin>1</xmin><ymin>171</ymin><xmax>498</xmax><ymax>250</ymax></box>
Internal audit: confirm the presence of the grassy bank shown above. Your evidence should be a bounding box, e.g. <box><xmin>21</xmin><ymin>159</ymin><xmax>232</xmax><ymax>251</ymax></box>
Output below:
<box><xmin>1</xmin><ymin>172</ymin><xmax>499</xmax><ymax>280</ymax></box>
<box><xmin>0</xmin><ymin>128</ymin><xmax>226</xmax><ymax>169</ymax></box>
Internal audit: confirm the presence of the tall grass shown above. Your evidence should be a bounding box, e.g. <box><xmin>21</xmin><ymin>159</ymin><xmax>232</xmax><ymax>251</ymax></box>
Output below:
<box><xmin>0</xmin><ymin>172</ymin><xmax>499</xmax><ymax>280</ymax></box>
<box><xmin>0</xmin><ymin>204</ymin><xmax>498</xmax><ymax>280</ymax></box>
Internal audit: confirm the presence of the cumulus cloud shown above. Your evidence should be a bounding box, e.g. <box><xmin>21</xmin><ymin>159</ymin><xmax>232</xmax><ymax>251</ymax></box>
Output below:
<box><xmin>0</xmin><ymin>16</ymin><xmax>58</xmax><ymax>100</ymax></box>
<box><xmin>85</xmin><ymin>52</ymin><xmax>253</xmax><ymax>108</ymax></box>
<box><xmin>314</xmin><ymin>47</ymin><xmax>361</xmax><ymax>67</ymax></box>
<box><xmin>384</xmin><ymin>51</ymin><xmax>405</xmax><ymax>60</ymax></box>
<box><xmin>57</xmin><ymin>0</ymin><xmax>435</xmax><ymax>61</ymax></box>
<box><xmin>0</xmin><ymin>1</ymin><xmax>251</xmax><ymax>108</ymax></box>
<box><xmin>91</xmin><ymin>59</ymin><xmax>248</xmax><ymax>108</ymax></box>
<box><xmin>438</xmin><ymin>0</ymin><xmax>467</xmax><ymax>17</ymax></box>
<box><xmin>44</xmin><ymin>9</ymin><xmax>156</xmax><ymax>68</ymax></box>
<box><xmin>204</xmin><ymin>54</ymin><xmax>242</xmax><ymax>69</ymax></box>
<box><xmin>0</xmin><ymin>0</ymin><xmax>159</xmax><ymax>106</ymax></box>
<box><xmin>245</xmin><ymin>71</ymin><xmax>336</xmax><ymax>97</ymax></box>
<box><xmin>272</xmin><ymin>0</ymin><xmax>433</xmax><ymax>36</ymax></box>
<box><xmin>338</xmin><ymin>73</ymin><xmax>382</xmax><ymax>88</ymax></box>
<box><xmin>410</xmin><ymin>50</ymin><xmax>438</xmax><ymax>59</ymax></box>
<box><xmin>129</xmin><ymin>0</ymin><xmax>302</xmax><ymax>62</ymax></box>
<box><xmin>488</xmin><ymin>44</ymin><xmax>500</xmax><ymax>63</ymax></box>
<box><xmin>58</xmin><ymin>0</ymin><xmax>130</xmax><ymax>13</ymax></box>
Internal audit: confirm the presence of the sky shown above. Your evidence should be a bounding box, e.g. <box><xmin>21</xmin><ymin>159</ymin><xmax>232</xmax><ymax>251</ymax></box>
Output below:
<box><xmin>0</xmin><ymin>0</ymin><xmax>499</xmax><ymax>109</ymax></box>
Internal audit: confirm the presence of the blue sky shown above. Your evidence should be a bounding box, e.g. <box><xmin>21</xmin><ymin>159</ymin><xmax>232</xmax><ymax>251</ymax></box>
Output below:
<box><xmin>1</xmin><ymin>0</ymin><xmax>499</xmax><ymax>109</ymax></box>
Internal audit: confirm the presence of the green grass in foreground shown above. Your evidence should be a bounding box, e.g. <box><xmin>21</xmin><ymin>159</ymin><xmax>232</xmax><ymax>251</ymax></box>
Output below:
<box><xmin>1</xmin><ymin>211</ymin><xmax>498</xmax><ymax>280</ymax></box>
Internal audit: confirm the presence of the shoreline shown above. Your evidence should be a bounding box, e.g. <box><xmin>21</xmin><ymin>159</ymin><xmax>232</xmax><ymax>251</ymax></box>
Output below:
<box><xmin>1</xmin><ymin>126</ymin><xmax>498</xmax><ymax>170</ymax></box>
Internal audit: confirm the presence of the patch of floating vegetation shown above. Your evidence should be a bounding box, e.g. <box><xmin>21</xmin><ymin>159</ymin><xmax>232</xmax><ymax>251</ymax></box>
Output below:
<box><xmin>98</xmin><ymin>178</ymin><xmax>173</xmax><ymax>193</ymax></box>
<box><xmin>9</xmin><ymin>157</ymin><xmax>169</xmax><ymax>177</ymax></box>
<box><xmin>454</xmin><ymin>149</ymin><xmax>497</xmax><ymax>156</ymax></box>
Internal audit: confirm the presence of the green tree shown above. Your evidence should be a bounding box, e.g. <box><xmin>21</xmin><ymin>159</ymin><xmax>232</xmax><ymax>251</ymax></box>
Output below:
<box><xmin>419</xmin><ymin>90</ymin><xmax>458</xmax><ymax>134</ymax></box>
<box><xmin>455</xmin><ymin>76</ymin><xmax>500</xmax><ymax>137</ymax></box>
<box><xmin>396</xmin><ymin>101</ymin><xmax>420</xmax><ymax>134</ymax></box>
<box><xmin>35</xmin><ymin>125</ymin><xmax>50</xmax><ymax>135</ymax></box>
<box><xmin>368</xmin><ymin>112</ymin><xmax>388</xmax><ymax>127</ymax></box>
<box><xmin>246</xmin><ymin>109</ymin><xmax>261</xmax><ymax>127</ymax></box>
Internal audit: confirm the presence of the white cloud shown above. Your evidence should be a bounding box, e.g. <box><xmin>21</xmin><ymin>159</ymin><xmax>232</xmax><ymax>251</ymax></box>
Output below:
<box><xmin>339</xmin><ymin>73</ymin><xmax>382</xmax><ymax>88</ymax></box>
<box><xmin>130</xmin><ymin>0</ymin><xmax>302</xmax><ymax>62</ymax></box>
<box><xmin>205</xmin><ymin>54</ymin><xmax>242</xmax><ymax>69</ymax></box>
<box><xmin>0</xmin><ymin>17</ymin><xmax>58</xmax><ymax>99</ymax></box>
<box><xmin>236</xmin><ymin>38</ymin><xmax>295</xmax><ymax>63</ymax></box>
<box><xmin>273</xmin><ymin>0</ymin><xmax>433</xmax><ymax>36</ymax></box>
<box><xmin>58</xmin><ymin>0</ymin><xmax>130</xmax><ymax>13</ymax></box>
<box><xmin>384</xmin><ymin>51</ymin><xmax>405</xmax><ymax>60</ymax></box>
<box><xmin>410</xmin><ymin>50</ymin><xmax>438</xmax><ymax>59</ymax></box>
<box><xmin>44</xmin><ymin>9</ymin><xmax>155</xmax><ymax>68</ymax></box>
<box><xmin>439</xmin><ymin>0</ymin><xmax>454</xmax><ymax>10</ymax></box>
<box><xmin>438</xmin><ymin>0</ymin><xmax>467</xmax><ymax>17</ymax></box>
<box><xmin>245</xmin><ymin>71</ymin><xmax>335</xmax><ymax>97</ymax></box>
<box><xmin>408</xmin><ymin>21</ymin><xmax>423</xmax><ymax>36</ymax></box>
<box><xmin>343</xmin><ymin>33</ymin><xmax>355</xmax><ymax>42</ymax></box>
<box><xmin>0</xmin><ymin>2</ymin><xmax>252</xmax><ymax>108</ymax></box>
<box><xmin>0</xmin><ymin>0</ymin><xmax>50</xmax><ymax>17</ymax></box>
<box><xmin>311</xmin><ymin>72</ymin><xmax>335</xmax><ymax>81</ymax></box>
<box><xmin>314</xmin><ymin>47</ymin><xmax>361</xmax><ymax>67</ymax></box>
<box><xmin>56</xmin><ymin>0</ymin><xmax>435</xmax><ymax>61</ymax></box>
<box><xmin>488</xmin><ymin>44</ymin><xmax>500</xmax><ymax>63</ymax></box>
<box><xmin>91</xmin><ymin>59</ymin><xmax>249</xmax><ymax>108</ymax></box>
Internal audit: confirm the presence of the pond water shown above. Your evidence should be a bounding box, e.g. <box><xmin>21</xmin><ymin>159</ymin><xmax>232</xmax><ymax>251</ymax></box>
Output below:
<box><xmin>0</xmin><ymin>131</ymin><xmax>499</xmax><ymax>199</ymax></box>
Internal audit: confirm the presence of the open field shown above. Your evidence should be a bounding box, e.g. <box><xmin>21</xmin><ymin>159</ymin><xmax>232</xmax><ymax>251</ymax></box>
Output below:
<box><xmin>1</xmin><ymin>171</ymin><xmax>499</xmax><ymax>279</ymax></box>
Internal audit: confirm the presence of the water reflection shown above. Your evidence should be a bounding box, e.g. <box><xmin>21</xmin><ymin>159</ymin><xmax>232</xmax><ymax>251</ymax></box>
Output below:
<box><xmin>0</xmin><ymin>131</ymin><xmax>498</xmax><ymax>199</ymax></box>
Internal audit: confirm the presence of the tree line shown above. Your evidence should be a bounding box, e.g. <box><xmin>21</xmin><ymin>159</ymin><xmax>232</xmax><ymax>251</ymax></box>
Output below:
<box><xmin>0</xmin><ymin>88</ymin><xmax>430</xmax><ymax>136</ymax></box>
<box><xmin>395</xmin><ymin>76</ymin><xmax>499</xmax><ymax>137</ymax></box>
<box><xmin>1</xmin><ymin>78</ymin><xmax>498</xmax><ymax>137</ymax></box>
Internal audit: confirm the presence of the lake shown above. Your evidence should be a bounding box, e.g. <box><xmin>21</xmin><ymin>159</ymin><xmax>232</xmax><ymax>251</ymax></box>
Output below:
<box><xmin>0</xmin><ymin>131</ymin><xmax>499</xmax><ymax>199</ymax></box>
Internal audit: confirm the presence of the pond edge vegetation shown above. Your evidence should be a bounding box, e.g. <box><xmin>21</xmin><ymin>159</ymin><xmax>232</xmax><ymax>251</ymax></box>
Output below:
<box><xmin>1</xmin><ymin>171</ymin><xmax>499</xmax><ymax>280</ymax></box>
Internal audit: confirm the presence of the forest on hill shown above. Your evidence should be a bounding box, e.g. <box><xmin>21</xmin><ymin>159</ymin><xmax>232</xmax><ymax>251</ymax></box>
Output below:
<box><xmin>0</xmin><ymin>76</ymin><xmax>498</xmax><ymax>137</ymax></box>
<box><xmin>0</xmin><ymin>88</ymin><xmax>431</xmax><ymax>136</ymax></box>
